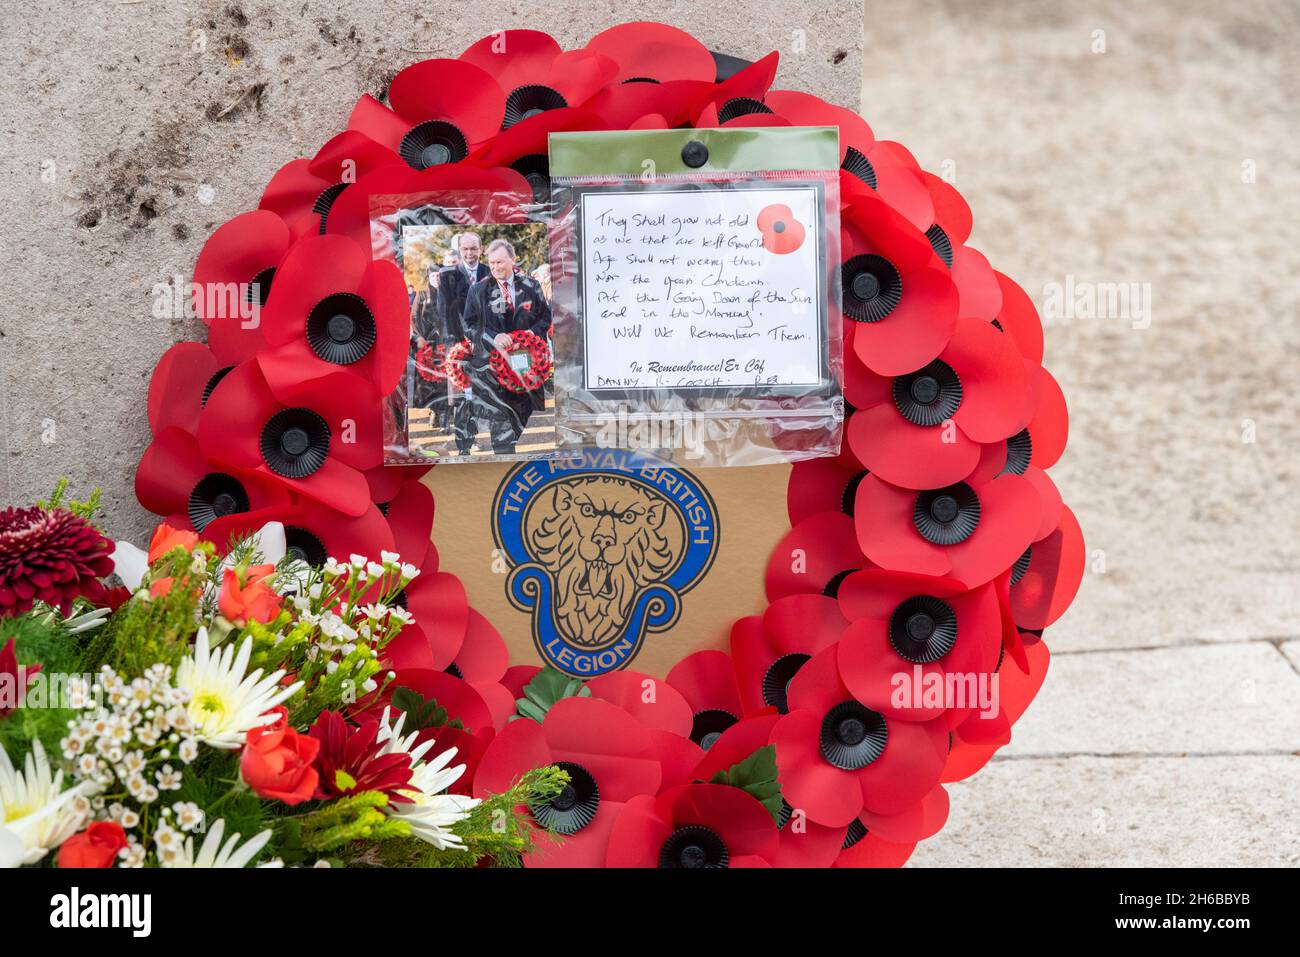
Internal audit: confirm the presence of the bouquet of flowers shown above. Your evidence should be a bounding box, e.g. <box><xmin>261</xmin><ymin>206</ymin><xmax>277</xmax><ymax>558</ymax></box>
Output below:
<box><xmin>0</xmin><ymin>482</ymin><xmax>568</xmax><ymax>868</ymax></box>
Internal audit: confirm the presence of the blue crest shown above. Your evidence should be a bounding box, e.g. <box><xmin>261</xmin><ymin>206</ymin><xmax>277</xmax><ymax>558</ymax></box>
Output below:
<box><xmin>492</xmin><ymin>450</ymin><xmax>719</xmax><ymax>677</ymax></box>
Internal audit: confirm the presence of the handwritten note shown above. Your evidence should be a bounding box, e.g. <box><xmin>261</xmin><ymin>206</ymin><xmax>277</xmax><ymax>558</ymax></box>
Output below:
<box><xmin>579</xmin><ymin>185</ymin><xmax>825</xmax><ymax>394</ymax></box>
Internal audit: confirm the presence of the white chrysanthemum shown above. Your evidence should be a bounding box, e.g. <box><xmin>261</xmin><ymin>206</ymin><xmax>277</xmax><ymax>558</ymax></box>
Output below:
<box><xmin>174</xmin><ymin>629</ymin><xmax>303</xmax><ymax>749</ymax></box>
<box><xmin>376</xmin><ymin>709</ymin><xmax>479</xmax><ymax>850</ymax></box>
<box><xmin>164</xmin><ymin>818</ymin><xmax>271</xmax><ymax>868</ymax></box>
<box><xmin>0</xmin><ymin>740</ymin><xmax>95</xmax><ymax>865</ymax></box>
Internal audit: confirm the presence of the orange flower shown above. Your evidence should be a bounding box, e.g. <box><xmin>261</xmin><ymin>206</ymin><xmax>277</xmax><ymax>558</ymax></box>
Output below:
<box><xmin>240</xmin><ymin>705</ymin><xmax>320</xmax><ymax>806</ymax></box>
<box><xmin>218</xmin><ymin>567</ymin><xmax>282</xmax><ymax>625</ymax></box>
<box><xmin>147</xmin><ymin>523</ymin><xmax>199</xmax><ymax>563</ymax></box>
<box><xmin>58</xmin><ymin>821</ymin><xmax>127</xmax><ymax>868</ymax></box>
<box><xmin>148</xmin><ymin>576</ymin><xmax>175</xmax><ymax>598</ymax></box>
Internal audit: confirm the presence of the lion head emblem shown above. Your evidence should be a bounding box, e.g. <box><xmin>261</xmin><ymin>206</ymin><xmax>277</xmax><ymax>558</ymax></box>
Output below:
<box><xmin>524</xmin><ymin>476</ymin><xmax>685</xmax><ymax>648</ymax></box>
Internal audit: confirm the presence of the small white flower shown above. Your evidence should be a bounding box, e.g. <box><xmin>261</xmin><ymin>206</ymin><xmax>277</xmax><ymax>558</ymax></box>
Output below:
<box><xmin>172</xmin><ymin>802</ymin><xmax>204</xmax><ymax>832</ymax></box>
<box><xmin>349</xmin><ymin>554</ymin><xmax>366</xmax><ymax>569</ymax></box>
<box><xmin>400</xmin><ymin>562</ymin><xmax>420</xmax><ymax>582</ymax></box>
<box><xmin>177</xmin><ymin>739</ymin><xmax>199</xmax><ymax>764</ymax></box>
<box><xmin>380</xmin><ymin>550</ymin><xmax>400</xmax><ymax>566</ymax></box>
<box><xmin>156</xmin><ymin>765</ymin><xmax>183</xmax><ymax>791</ymax></box>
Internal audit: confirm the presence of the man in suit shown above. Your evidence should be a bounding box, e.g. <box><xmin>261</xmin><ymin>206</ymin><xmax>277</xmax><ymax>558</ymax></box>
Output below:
<box><xmin>435</xmin><ymin>232</ymin><xmax>489</xmax><ymax>454</ymax></box>
<box><xmin>462</xmin><ymin>238</ymin><xmax>552</xmax><ymax>454</ymax></box>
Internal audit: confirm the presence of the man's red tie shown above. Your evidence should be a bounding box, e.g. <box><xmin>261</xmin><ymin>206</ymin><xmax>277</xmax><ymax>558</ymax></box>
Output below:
<box><xmin>499</xmin><ymin>280</ymin><xmax>513</xmax><ymax>309</ymax></box>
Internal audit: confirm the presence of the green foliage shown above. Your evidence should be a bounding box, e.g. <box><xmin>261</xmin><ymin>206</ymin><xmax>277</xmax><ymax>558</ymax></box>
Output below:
<box><xmin>390</xmin><ymin>686</ymin><xmax>466</xmax><ymax>734</ymax></box>
<box><xmin>706</xmin><ymin>744</ymin><xmax>784</xmax><ymax>825</ymax></box>
<box><xmin>37</xmin><ymin>478</ymin><xmax>102</xmax><ymax>522</ymax></box>
<box><xmin>282</xmin><ymin>791</ymin><xmax>412</xmax><ymax>857</ymax></box>
<box><xmin>0</xmin><ymin>612</ymin><xmax>80</xmax><ymax>757</ymax></box>
<box><xmin>513</xmin><ymin>666</ymin><xmax>590</xmax><ymax>724</ymax></box>
<box><xmin>80</xmin><ymin>545</ymin><xmax>208</xmax><ymax>675</ymax></box>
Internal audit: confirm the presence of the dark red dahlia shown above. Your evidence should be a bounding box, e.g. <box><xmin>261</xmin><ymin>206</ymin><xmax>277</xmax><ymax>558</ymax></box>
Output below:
<box><xmin>308</xmin><ymin>710</ymin><xmax>414</xmax><ymax>802</ymax></box>
<box><xmin>0</xmin><ymin>508</ymin><xmax>113</xmax><ymax>617</ymax></box>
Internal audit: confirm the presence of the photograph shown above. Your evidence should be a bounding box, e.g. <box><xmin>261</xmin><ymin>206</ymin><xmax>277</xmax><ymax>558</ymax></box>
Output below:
<box><xmin>399</xmin><ymin>221</ymin><xmax>556</xmax><ymax>460</ymax></box>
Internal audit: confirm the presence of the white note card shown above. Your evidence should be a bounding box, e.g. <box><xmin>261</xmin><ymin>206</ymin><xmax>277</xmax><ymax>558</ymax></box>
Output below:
<box><xmin>579</xmin><ymin>184</ymin><xmax>826</xmax><ymax>395</ymax></box>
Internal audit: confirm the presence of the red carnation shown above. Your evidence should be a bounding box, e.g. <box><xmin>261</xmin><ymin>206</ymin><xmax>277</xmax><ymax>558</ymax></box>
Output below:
<box><xmin>0</xmin><ymin>507</ymin><xmax>113</xmax><ymax>617</ymax></box>
<box><xmin>308</xmin><ymin>710</ymin><xmax>414</xmax><ymax>802</ymax></box>
<box><xmin>58</xmin><ymin>821</ymin><xmax>128</xmax><ymax>869</ymax></box>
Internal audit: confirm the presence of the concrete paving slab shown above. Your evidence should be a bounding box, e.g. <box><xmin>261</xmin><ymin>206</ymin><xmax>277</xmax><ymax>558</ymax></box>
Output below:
<box><xmin>1008</xmin><ymin>642</ymin><xmax>1300</xmax><ymax>756</ymax></box>
<box><xmin>910</xmin><ymin>755</ymin><xmax>1300</xmax><ymax>867</ymax></box>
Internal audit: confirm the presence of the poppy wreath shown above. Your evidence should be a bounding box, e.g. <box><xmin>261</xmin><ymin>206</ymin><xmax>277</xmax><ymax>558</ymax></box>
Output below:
<box><xmin>444</xmin><ymin>338</ymin><xmax>473</xmax><ymax>392</ymax></box>
<box><xmin>488</xmin><ymin>329</ymin><xmax>553</xmax><ymax>393</ymax></box>
<box><xmin>414</xmin><ymin>341</ymin><xmax>449</xmax><ymax>381</ymax></box>
<box><xmin>137</xmin><ymin>22</ymin><xmax>1083</xmax><ymax>868</ymax></box>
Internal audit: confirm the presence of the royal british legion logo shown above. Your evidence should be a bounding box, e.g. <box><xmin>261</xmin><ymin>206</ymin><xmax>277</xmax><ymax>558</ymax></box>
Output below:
<box><xmin>492</xmin><ymin>449</ymin><xmax>719</xmax><ymax>677</ymax></box>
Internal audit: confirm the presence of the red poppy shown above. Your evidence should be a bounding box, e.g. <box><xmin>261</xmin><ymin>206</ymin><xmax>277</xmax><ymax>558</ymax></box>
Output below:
<box><xmin>192</xmin><ymin>209</ymin><xmax>291</xmax><ymax>365</ymax></box>
<box><xmin>919</xmin><ymin>171</ymin><xmax>972</xmax><ymax>267</ymax></box>
<box><xmin>839</xmin><ymin>192</ymin><xmax>958</xmax><ymax>377</ymax></box>
<box><xmin>756</xmin><ymin>203</ymin><xmax>806</xmax><ymax>254</ymax></box>
<box><xmin>836</xmin><ymin>569</ymin><xmax>1002</xmax><ymax>723</ymax></box>
<box><xmin>259</xmin><ymin>130</ymin><xmax>401</xmax><ymax>234</ymax></box>
<box><xmin>446</xmin><ymin>610</ymin><xmax>516</xmax><ymax>730</ymax></box>
<box><xmin>198</xmin><ymin>360</ymin><xmax>380</xmax><ymax>517</ymax></box>
<box><xmin>347</xmin><ymin>59</ymin><xmax>506</xmax><ymax>169</ymax></box>
<box><xmin>944</xmin><ymin>637</ymin><xmax>1050</xmax><ymax>780</ymax></box>
<box><xmin>1023</xmin><ymin>363</ymin><xmax>1069</xmax><ymax>470</ymax></box>
<box><xmin>857</xmin><ymin>783</ymin><xmax>949</xmax><ymax>844</ymax></box>
<box><xmin>993</xmin><ymin>271</ymin><xmax>1045</xmax><ymax>364</ymax></box>
<box><xmin>731</xmin><ymin>593</ymin><xmax>848</xmax><ymax>716</ymax></box>
<box><xmin>854</xmin><ymin>471</ymin><xmax>1040</xmax><ymax>589</ymax></box>
<box><xmin>833</xmin><ymin>829</ymin><xmax>916</xmax><ymax>868</ymax></box>
<box><xmin>146</xmin><ymin>342</ymin><xmax>229</xmax><ymax>436</ymax></box>
<box><xmin>770</xmin><ymin>643</ymin><xmax>948</xmax><ymax>826</ymax></box>
<box><xmin>136</xmin><ymin>426</ymin><xmax>291</xmax><ymax>534</ymax></box>
<box><xmin>763</xmin><ymin>90</ymin><xmax>934</xmax><ymax>231</ymax></box>
<box><xmin>845</xmin><ymin>317</ymin><xmax>1033</xmax><ymax>490</ymax></box>
<box><xmin>786</xmin><ymin>443</ymin><xmax>867</xmax><ymax>526</ymax></box>
<box><xmin>665</xmin><ymin>650</ymin><xmax>746</xmax><ymax>749</ymax></box>
<box><xmin>380</xmin><ymin>479</ymin><xmax>433</xmax><ymax>568</ymax></box>
<box><xmin>765</xmin><ymin>510</ymin><xmax>865</xmax><ymax>601</ymax></box>
<box><xmin>951</xmin><ymin>245</ymin><xmax>1003</xmax><ymax>322</ymax></box>
<box><xmin>686</xmin><ymin>52</ymin><xmax>780</xmax><ymax>126</ymax></box>
<box><xmin>256</xmin><ymin>234</ymin><xmax>410</xmax><ymax>401</ymax></box>
<box><xmin>583</xmin><ymin>22</ymin><xmax>717</xmax><ymax>84</ymax></box>
<box><xmin>382</xmin><ymin>566</ymin><xmax>470</xmax><ymax>673</ymax></box>
<box><xmin>607</xmin><ymin>783</ymin><xmax>779</xmax><ymax>868</ymax></box>
<box><xmin>473</xmin><ymin>696</ymin><xmax>662</xmax><ymax>867</ymax></box>
<box><xmin>204</xmin><ymin>498</ymin><xmax>394</xmax><ymax>569</ymax></box>
<box><xmin>1011</xmin><ymin>505</ymin><xmax>1085</xmax><ymax>630</ymax></box>
<box><xmin>585</xmin><ymin>670</ymin><xmax>694</xmax><ymax>736</ymax></box>
<box><xmin>459</xmin><ymin>29</ymin><xmax>618</xmax><ymax>125</ymax></box>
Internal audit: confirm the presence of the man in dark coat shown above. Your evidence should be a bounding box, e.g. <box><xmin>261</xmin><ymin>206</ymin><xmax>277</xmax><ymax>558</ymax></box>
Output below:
<box><xmin>434</xmin><ymin>232</ymin><xmax>488</xmax><ymax>454</ymax></box>
<box><xmin>461</xmin><ymin>238</ymin><xmax>552</xmax><ymax>454</ymax></box>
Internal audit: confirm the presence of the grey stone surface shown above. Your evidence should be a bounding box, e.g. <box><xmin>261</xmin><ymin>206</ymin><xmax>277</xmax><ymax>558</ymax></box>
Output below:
<box><xmin>0</xmin><ymin>0</ymin><xmax>864</xmax><ymax>540</ymax></box>
<box><xmin>864</xmin><ymin>0</ymin><xmax>1300</xmax><ymax>654</ymax></box>
<box><xmin>909</xmin><ymin>755</ymin><xmax>1300</xmax><ymax>867</ymax></box>
<box><xmin>1007</xmin><ymin>643</ymin><xmax>1300</xmax><ymax>756</ymax></box>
